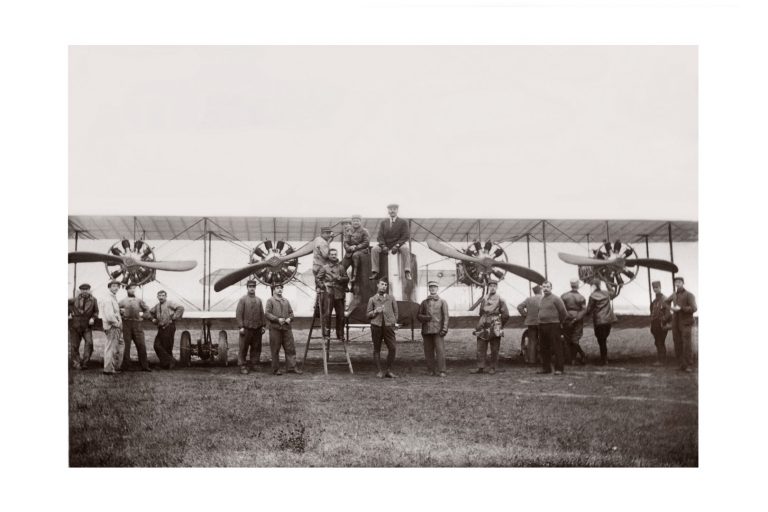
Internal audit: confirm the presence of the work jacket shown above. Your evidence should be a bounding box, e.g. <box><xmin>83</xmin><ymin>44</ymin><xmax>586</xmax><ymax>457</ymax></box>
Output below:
<box><xmin>665</xmin><ymin>287</ymin><xmax>697</xmax><ymax>327</ymax></box>
<box><xmin>651</xmin><ymin>293</ymin><xmax>673</xmax><ymax>328</ymax></box>
<box><xmin>417</xmin><ymin>295</ymin><xmax>449</xmax><ymax>335</ymax></box>
<box><xmin>149</xmin><ymin>300</ymin><xmax>184</xmax><ymax>328</ymax></box>
<box><xmin>317</xmin><ymin>261</ymin><xmax>349</xmax><ymax>299</ymax></box>
<box><xmin>69</xmin><ymin>293</ymin><xmax>99</xmax><ymax>329</ymax></box>
<box><xmin>561</xmin><ymin>290</ymin><xmax>586</xmax><ymax>321</ymax></box>
<box><xmin>367</xmin><ymin>293</ymin><xmax>398</xmax><ymax>327</ymax></box>
<box><xmin>100</xmin><ymin>292</ymin><xmax>122</xmax><ymax>329</ymax></box>
<box><xmin>265</xmin><ymin>296</ymin><xmax>294</xmax><ymax>330</ymax></box>
<box><xmin>479</xmin><ymin>293</ymin><xmax>510</xmax><ymax>326</ymax></box>
<box><xmin>343</xmin><ymin>226</ymin><xmax>370</xmax><ymax>254</ymax></box>
<box><xmin>119</xmin><ymin>296</ymin><xmax>150</xmax><ymax>321</ymax></box>
<box><xmin>585</xmin><ymin>289</ymin><xmax>617</xmax><ymax>326</ymax></box>
<box><xmin>517</xmin><ymin>295</ymin><xmax>541</xmax><ymax>326</ymax></box>
<box><xmin>236</xmin><ymin>295</ymin><xmax>265</xmax><ymax>329</ymax></box>
<box><xmin>376</xmin><ymin>217</ymin><xmax>410</xmax><ymax>248</ymax></box>
<box><xmin>312</xmin><ymin>236</ymin><xmax>331</xmax><ymax>270</ymax></box>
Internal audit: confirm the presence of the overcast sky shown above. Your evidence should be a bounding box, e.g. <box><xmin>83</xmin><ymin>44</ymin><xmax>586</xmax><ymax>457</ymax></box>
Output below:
<box><xmin>69</xmin><ymin>46</ymin><xmax>697</xmax><ymax>220</ymax></box>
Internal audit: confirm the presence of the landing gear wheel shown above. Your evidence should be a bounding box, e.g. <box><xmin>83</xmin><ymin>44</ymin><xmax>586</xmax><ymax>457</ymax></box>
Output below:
<box><xmin>217</xmin><ymin>330</ymin><xmax>228</xmax><ymax>366</ymax></box>
<box><xmin>179</xmin><ymin>330</ymin><xmax>191</xmax><ymax>367</ymax></box>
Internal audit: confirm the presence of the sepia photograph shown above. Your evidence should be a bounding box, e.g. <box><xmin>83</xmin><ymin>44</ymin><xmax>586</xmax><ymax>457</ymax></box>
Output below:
<box><xmin>68</xmin><ymin>45</ymin><xmax>698</xmax><ymax>467</ymax></box>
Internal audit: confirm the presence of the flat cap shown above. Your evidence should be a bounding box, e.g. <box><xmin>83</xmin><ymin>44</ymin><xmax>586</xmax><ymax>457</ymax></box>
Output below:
<box><xmin>320</xmin><ymin>226</ymin><xmax>333</xmax><ymax>233</ymax></box>
<box><xmin>246</xmin><ymin>280</ymin><xmax>257</xmax><ymax>287</ymax></box>
<box><xmin>674</xmin><ymin>276</ymin><xmax>685</xmax><ymax>283</ymax></box>
<box><xmin>78</xmin><ymin>283</ymin><xmax>91</xmax><ymax>290</ymax></box>
<box><xmin>427</xmin><ymin>281</ymin><xmax>439</xmax><ymax>287</ymax></box>
<box><xmin>351</xmin><ymin>214</ymin><xmax>362</xmax><ymax>220</ymax></box>
<box><xmin>651</xmin><ymin>280</ymin><xmax>661</xmax><ymax>287</ymax></box>
<box><xmin>386</xmin><ymin>203</ymin><xmax>399</xmax><ymax>209</ymax></box>
<box><xmin>107</xmin><ymin>280</ymin><xmax>121</xmax><ymax>287</ymax></box>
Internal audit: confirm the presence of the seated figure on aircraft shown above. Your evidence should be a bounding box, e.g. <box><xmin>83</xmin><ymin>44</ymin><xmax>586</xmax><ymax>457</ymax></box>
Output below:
<box><xmin>342</xmin><ymin>214</ymin><xmax>370</xmax><ymax>284</ymax></box>
<box><xmin>370</xmin><ymin>203</ymin><xmax>412</xmax><ymax>281</ymax></box>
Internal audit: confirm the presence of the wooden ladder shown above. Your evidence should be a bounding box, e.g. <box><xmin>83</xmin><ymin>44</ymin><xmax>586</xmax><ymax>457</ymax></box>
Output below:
<box><xmin>301</xmin><ymin>292</ymin><xmax>353</xmax><ymax>375</ymax></box>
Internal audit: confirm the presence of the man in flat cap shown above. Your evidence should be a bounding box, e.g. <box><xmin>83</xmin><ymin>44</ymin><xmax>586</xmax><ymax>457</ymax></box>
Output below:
<box><xmin>312</xmin><ymin>227</ymin><xmax>335</xmax><ymax>289</ymax></box>
<box><xmin>149</xmin><ymin>290</ymin><xmax>185</xmax><ymax>369</ymax></box>
<box><xmin>236</xmin><ymin>280</ymin><xmax>266</xmax><ymax>375</ymax></box>
<box><xmin>370</xmin><ymin>203</ymin><xmax>412</xmax><ymax>281</ymax></box>
<box><xmin>561</xmin><ymin>278</ymin><xmax>588</xmax><ymax>365</ymax></box>
<box><xmin>517</xmin><ymin>285</ymin><xmax>542</xmax><ymax>364</ymax></box>
<box><xmin>342</xmin><ymin>214</ymin><xmax>370</xmax><ymax>284</ymax></box>
<box><xmin>317</xmin><ymin>248</ymin><xmax>349</xmax><ymax>341</ymax></box>
<box><xmin>68</xmin><ymin>283</ymin><xmax>99</xmax><ymax>370</ymax></box>
<box><xmin>665</xmin><ymin>277</ymin><xmax>697</xmax><ymax>372</ymax></box>
<box><xmin>265</xmin><ymin>284</ymin><xmax>302</xmax><ymax>375</ymax></box>
<box><xmin>119</xmin><ymin>283</ymin><xmax>152</xmax><ymax>372</ymax></box>
<box><xmin>417</xmin><ymin>281</ymin><xmax>450</xmax><ymax>377</ymax></box>
<box><xmin>367</xmin><ymin>278</ymin><xmax>399</xmax><ymax>378</ymax></box>
<box><xmin>99</xmin><ymin>280</ymin><xmax>124</xmax><ymax>375</ymax></box>
<box><xmin>650</xmin><ymin>280</ymin><xmax>673</xmax><ymax>366</ymax></box>
<box><xmin>470</xmin><ymin>279</ymin><xmax>510</xmax><ymax>375</ymax></box>
<box><xmin>537</xmin><ymin>281</ymin><xmax>568</xmax><ymax>375</ymax></box>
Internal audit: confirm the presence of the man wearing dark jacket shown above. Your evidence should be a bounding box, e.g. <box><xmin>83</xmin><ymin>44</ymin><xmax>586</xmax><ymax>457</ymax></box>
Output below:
<box><xmin>470</xmin><ymin>279</ymin><xmax>510</xmax><ymax>375</ymax></box>
<box><xmin>417</xmin><ymin>281</ymin><xmax>450</xmax><ymax>377</ymax></box>
<box><xmin>342</xmin><ymin>215</ymin><xmax>370</xmax><ymax>283</ymax></box>
<box><xmin>370</xmin><ymin>204</ymin><xmax>411</xmax><ymax>281</ymax></box>
<box><xmin>68</xmin><ymin>283</ymin><xmax>99</xmax><ymax>370</ymax></box>
<box><xmin>517</xmin><ymin>285</ymin><xmax>542</xmax><ymax>364</ymax></box>
<box><xmin>650</xmin><ymin>280</ymin><xmax>673</xmax><ymax>365</ymax></box>
<box><xmin>537</xmin><ymin>281</ymin><xmax>568</xmax><ymax>375</ymax></box>
<box><xmin>265</xmin><ymin>284</ymin><xmax>302</xmax><ymax>375</ymax></box>
<box><xmin>665</xmin><ymin>277</ymin><xmax>697</xmax><ymax>372</ymax></box>
<box><xmin>317</xmin><ymin>248</ymin><xmax>349</xmax><ymax>341</ymax></box>
<box><xmin>581</xmin><ymin>280</ymin><xmax>618</xmax><ymax>365</ymax></box>
<box><xmin>561</xmin><ymin>278</ymin><xmax>587</xmax><ymax>365</ymax></box>
<box><xmin>236</xmin><ymin>280</ymin><xmax>266</xmax><ymax>374</ymax></box>
<box><xmin>119</xmin><ymin>283</ymin><xmax>151</xmax><ymax>372</ymax></box>
<box><xmin>149</xmin><ymin>290</ymin><xmax>185</xmax><ymax>369</ymax></box>
<box><xmin>367</xmin><ymin>278</ymin><xmax>399</xmax><ymax>378</ymax></box>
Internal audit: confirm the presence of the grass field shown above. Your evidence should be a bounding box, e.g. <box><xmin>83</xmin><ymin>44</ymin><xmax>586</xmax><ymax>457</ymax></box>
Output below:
<box><xmin>69</xmin><ymin>327</ymin><xmax>698</xmax><ymax>467</ymax></box>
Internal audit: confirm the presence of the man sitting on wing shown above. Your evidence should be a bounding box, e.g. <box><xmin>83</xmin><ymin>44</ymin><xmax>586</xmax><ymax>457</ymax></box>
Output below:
<box><xmin>370</xmin><ymin>203</ymin><xmax>412</xmax><ymax>281</ymax></box>
<box><xmin>342</xmin><ymin>214</ymin><xmax>370</xmax><ymax>284</ymax></box>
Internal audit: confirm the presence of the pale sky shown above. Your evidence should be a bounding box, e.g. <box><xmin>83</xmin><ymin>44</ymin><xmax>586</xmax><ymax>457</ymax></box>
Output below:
<box><xmin>69</xmin><ymin>46</ymin><xmax>697</xmax><ymax>219</ymax></box>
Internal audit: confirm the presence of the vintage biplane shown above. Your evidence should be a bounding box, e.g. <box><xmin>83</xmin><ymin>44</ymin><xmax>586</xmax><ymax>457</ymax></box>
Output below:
<box><xmin>68</xmin><ymin>216</ymin><xmax>697</xmax><ymax>369</ymax></box>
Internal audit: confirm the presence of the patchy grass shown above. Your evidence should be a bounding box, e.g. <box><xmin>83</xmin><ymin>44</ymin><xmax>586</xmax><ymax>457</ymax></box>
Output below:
<box><xmin>70</xmin><ymin>327</ymin><xmax>697</xmax><ymax>467</ymax></box>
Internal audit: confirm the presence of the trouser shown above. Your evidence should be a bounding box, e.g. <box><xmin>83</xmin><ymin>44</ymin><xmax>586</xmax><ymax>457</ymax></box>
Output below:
<box><xmin>154</xmin><ymin>323</ymin><xmax>176</xmax><ymax>368</ymax></box>
<box><xmin>476</xmin><ymin>335</ymin><xmax>501</xmax><ymax>370</ymax></box>
<box><xmin>370</xmin><ymin>245</ymin><xmax>411</xmax><ymax>275</ymax></box>
<box><xmin>269</xmin><ymin>328</ymin><xmax>297</xmax><ymax>372</ymax></box>
<box><xmin>371</xmin><ymin>325</ymin><xmax>396</xmax><ymax>372</ymax></box>
<box><xmin>594</xmin><ymin>324</ymin><xmax>612</xmax><ymax>363</ymax></box>
<box><xmin>103</xmin><ymin>326</ymin><xmax>124</xmax><ymax>373</ymax></box>
<box><xmin>320</xmin><ymin>293</ymin><xmax>345</xmax><ymax>339</ymax></box>
<box><xmin>651</xmin><ymin>321</ymin><xmax>668</xmax><ymax>362</ymax></box>
<box><xmin>539</xmin><ymin>323</ymin><xmax>564</xmax><ymax>373</ymax></box>
<box><xmin>523</xmin><ymin>326</ymin><xmax>539</xmax><ymax>363</ymax></box>
<box><xmin>69</xmin><ymin>324</ymin><xmax>93</xmax><ymax>368</ymax></box>
<box><xmin>562</xmin><ymin>319</ymin><xmax>586</xmax><ymax>363</ymax></box>
<box><xmin>341</xmin><ymin>250</ymin><xmax>367</xmax><ymax>280</ymax></box>
<box><xmin>422</xmin><ymin>333</ymin><xmax>446</xmax><ymax>374</ymax></box>
<box><xmin>672</xmin><ymin>322</ymin><xmax>694</xmax><ymax>369</ymax></box>
<box><xmin>239</xmin><ymin>327</ymin><xmax>263</xmax><ymax>368</ymax></box>
<box><xmin>121</xmin><ymin>320</ymin><xmax>150</xmax><ymax>370</ymax></box>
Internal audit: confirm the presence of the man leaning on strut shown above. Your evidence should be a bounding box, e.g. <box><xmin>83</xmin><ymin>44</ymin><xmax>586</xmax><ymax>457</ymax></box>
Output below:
<box><xmin>149</xmin><ymin>290</ymin><xmax>184</xmax><ymax>369</ymax></box>
<box><xmin>650</xmin><ymin>280</ymin><xmax>673</xmax><ymax>366</ymax></box>
<box><xmin>69</xmin><ymin>283</ymin><xmax>99</xmax><ymax>370</ymax></box>
<box><xmin>370</xmin><ymin>203</ymin><xmax>412</xmax><ymax>281</ymax></box>
<box><xmin>236</xmin><ymin>280</ymin><xmax>266</xmax><ymax>375</ymax></box>
<box><xmin>665</xmin><ymin>276</ymin><xmax>697</xmax><ymax>372</ymax></box>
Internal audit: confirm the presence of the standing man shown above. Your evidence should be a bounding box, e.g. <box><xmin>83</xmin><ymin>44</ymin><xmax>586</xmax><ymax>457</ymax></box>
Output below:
<box><xmin>317</xmin><ymin>248</ymin><xmax>349</xmax><ymax>341</ymax></box>
<box><xmin>149</xmin><ymin>290</ymin><xmax>185</xmax><ymax>369</ymax></box>
<box><xmin>581</xmin><ymin>280</ymin><xmax>618</xmax><ymax>366</ymax></box>
<box><xmin>236</xmin><ymin>280</ymin><xmax>266</xmax><ymax>375</ymax></box>
<box><xmin>119</xmin><ymin>283</ymin><xmax>151</xmax><ymax>372</ymax></box>
<box><xmin>650</xmin><ymin>280</ymin><xmax>673</xmax><ymax>366</ymax></box>
<box><xmin>665</xmin><ymin>277</ymin><xmax>697</xmax><ymax>372</ymax></box>
<box><xmin>537</xmin><ymin>281</ymin><xmax>569</xmax><ymax>375</ymax></box>
<box><xmin>370</xmin><ymin>204</ymin><xmax>412</xmax><ymax>281</ymax></box>
<box><xmin>367</xmin><ymin>278</ymin><xmax>399</xmax><ymax>378</ymax></box>
<box><xmin>561</xmin><ymin>278</ymin><xmax>588</xmax><ymax>365</ymax></box>
<box><xmin>417</xmin><ymin>281</ymin><xmax>450</xmax><ymax>377</ymax></box>
<box><xmin>470</xmin><ymin>279</ymin><xmax>510</xmax><ymax>375</ymax></box>
<box><xmin>265</xmin><ymin>284</ymin><xmax>302</xmax><ymax>375</ymax></box>
<box><xmin>100</xmin><ymin>280</ymin><xmax>124</xmax><ymax>376</ymax></box>
<box><xmin>312</xmin><ymin>227</ymin><xmax>334</xmax><ymax>288</ymax></box>
<box><xmin>69</xmin><ymin>283</ymin><xmax>99</xmax><ymax>370</ymax></box>
<box><xmin>342</xmin><ymin>214</ymin><xmax>370</xmax><ymax>284</ymax></box>
<box><xmin>517</xmin><ymin>285</ymin><xmax>542</xmax><ymax>364</ymax></box>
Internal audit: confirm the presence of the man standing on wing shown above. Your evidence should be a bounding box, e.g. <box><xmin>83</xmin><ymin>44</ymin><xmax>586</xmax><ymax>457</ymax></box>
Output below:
<box><xmin>470</xmin><ymin>279</ymin><xmax>510</xmax><ymax>375</ymax></box>
<box><xmin>265</xmin><ymin>284</ymin><xmax>302</xmax><ymax>375</ymax></box>
<box><xmin>236</xmin><ymin>280</ymin><xmax>266</xmax><ymax>375</ymax></box>
<box><xmin>517</xmin><ymin>285</ymin><xmax>542</xmax><ymax>364</ymax></box>
<box><xmin>100</xmin><ymin>280</ymin><xmax>124</xmax><ymax>375</ymax></box>
<box><xmin>367</xmin><ymin>278</ymin><xmax>399</xmax><ymax>378</ymax></box>
<box><xmin>665</xmin><ymin>277</ymin><xmax>697</xmax><ymax>372</ymax></box>
<box><xmin>537</xmin><ymin>281</ymin><xmax>568</xmax><ymax>375</ymax></box>
<box><xmin>650</xmin><ymin>280</ymin><xmax>673</xmax><ymax>366</ymax></box>
<box><xmin>417</xmin><ymin>281</ymin><xmax>450</xmax><ymax>377</ymax></box>
<box><xmin>370</xmin><ymin>203</ymin><xmax>412</xmax><ymax>281</ymax></box>
<box><xmin>561</xmin><ymin>278</ymin><xmax>588</xmax><ymax>365</ymax></box>
<box><xmin>149</xmin><ymin>290</ymin><xmax>185</xmax><ymax>369</ymax></box>
<box><xmin>69</xmin><ymin>283</ymin><xmax>99</xmax><ymax>370</ymax></box>
<box><xmin>342</xmin><ymin>214</ymin><xmax>370</xmax><ymax>284</ymax></box>
<box><xmin>581</xmin><ymin>280</ymin><xmax>618</xmax><ymax>366</ymax></box>
<box><xmin>119</xmin><ymin>283</ymin><xmax>152</xmax><ymax>372</ymax></box>
<box><xmin>317</xmin><ymin>248</ymin><xmax>349</xmax><ymax>341</ymax></box>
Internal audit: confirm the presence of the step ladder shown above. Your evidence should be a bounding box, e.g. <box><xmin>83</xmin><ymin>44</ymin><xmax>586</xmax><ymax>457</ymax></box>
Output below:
<box><xmin>302</xmin><ymin>291</ymin><xmax>353</xmax><ymax>375</ymax></box>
